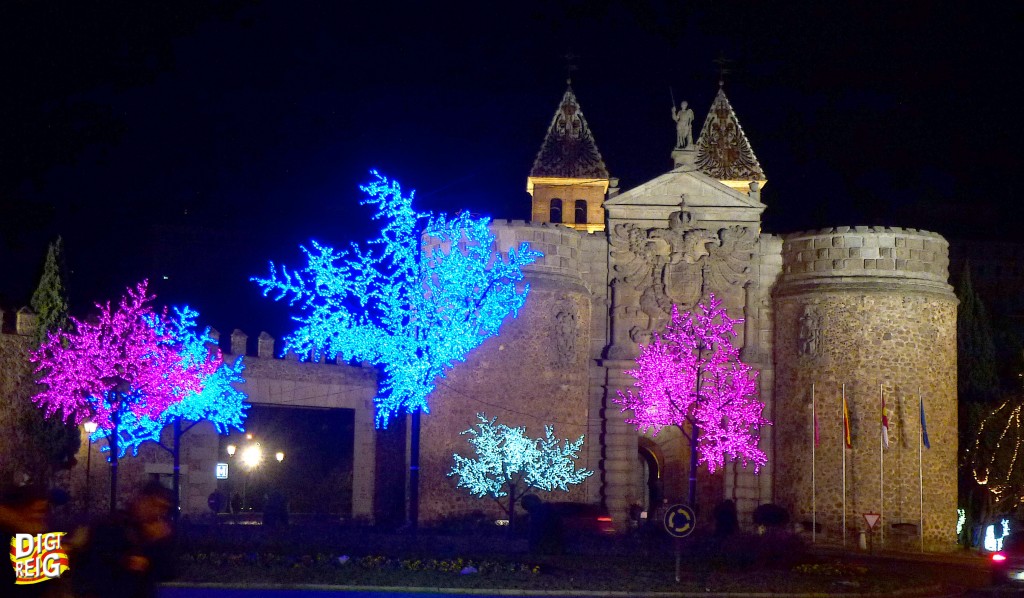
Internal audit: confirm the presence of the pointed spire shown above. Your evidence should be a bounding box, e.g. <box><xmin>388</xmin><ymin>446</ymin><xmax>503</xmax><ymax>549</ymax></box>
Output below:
<box><xmin>530</xmin><ymin>85</ymin><xmax>609</xmax><ymax>179</ymax></box>
<box><xmin>695</xmin><ymin>87</ymin><xmax>766</xmax><ymax>184</ymax></box>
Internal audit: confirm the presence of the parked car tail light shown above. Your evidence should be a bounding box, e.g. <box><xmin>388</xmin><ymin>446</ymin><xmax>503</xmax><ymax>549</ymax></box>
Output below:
<box><xmin>993</xmin><ymin>553</ymin><xmax>1008</xmax><ymax>562</ymax></box>
<box><xmin>597</xmin><ymin>516</ymin><xmax>612</xmax><ymax>522</ymax></box>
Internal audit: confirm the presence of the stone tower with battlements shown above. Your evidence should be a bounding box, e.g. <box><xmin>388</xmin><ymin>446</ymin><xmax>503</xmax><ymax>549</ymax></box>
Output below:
<box><xmin>773</xmin><ymin>227</ymin><xmax>958</xmax><ymax>549</ymax></box>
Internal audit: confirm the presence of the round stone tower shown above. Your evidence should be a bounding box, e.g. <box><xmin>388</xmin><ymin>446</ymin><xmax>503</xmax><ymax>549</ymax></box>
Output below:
<box><xmin>773</xmin><ymin>226</ymin><xmax>957</xmax><ymax>551</ymax></box>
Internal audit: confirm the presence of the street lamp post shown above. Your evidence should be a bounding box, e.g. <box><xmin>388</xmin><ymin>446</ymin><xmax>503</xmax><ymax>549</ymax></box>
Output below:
<box><xmin>83</xmin><ymin>421</ymin><xmax>98</xmax><ymax>515</ymax></box>
<box><xmin>225</xmin><ymin>437</ymin><xmax>284</xmax><ymax>514</ymax></box>
<box><xmin>99</xmin><ymin>373</ymin><xmax>130</xmax><ymax>513</ymax></box>
<box><xmin>240</xmin><ymin>443</ymin><xmax>262</xmax><ymax>510</ymax></box>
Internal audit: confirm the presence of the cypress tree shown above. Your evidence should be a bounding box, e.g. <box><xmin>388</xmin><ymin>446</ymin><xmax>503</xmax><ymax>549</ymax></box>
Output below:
<box><xmin>956</xmin><ymin>263</ymin><xmax>999</xmax><ymax>404</ymax></box>
<box><xmin>30</xmin><ymin>236</ymin><xmax>70</xmax><ymax>344</ymax></box>
<box><xmin>956</xmin><ymin>261</ymin><xmax>1002</xmax><ymax>546</ymax></box>
<box><xmin>15</xmin><ymin>238</ymin><xmax>81</xmax><ymax>482</ymax></box>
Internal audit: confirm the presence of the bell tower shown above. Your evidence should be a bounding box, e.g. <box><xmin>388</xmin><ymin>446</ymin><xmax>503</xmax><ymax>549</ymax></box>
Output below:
<box><xmin>527</xmin><ymin>84</ymin><xmax>610</xmax><ymax>233</ymax></box>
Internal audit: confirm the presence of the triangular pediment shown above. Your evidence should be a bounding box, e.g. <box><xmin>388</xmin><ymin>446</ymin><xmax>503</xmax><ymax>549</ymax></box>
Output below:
<box><xmin>605</xmin><ymin>170</ymin><xmax>764</xmax><ymax>229</ymax></box>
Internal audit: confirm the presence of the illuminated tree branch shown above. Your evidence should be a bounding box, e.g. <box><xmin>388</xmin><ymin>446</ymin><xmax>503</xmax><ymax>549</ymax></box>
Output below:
<box><xmin>102</xmin><ymin>306</ymin><xmax>248</xmax><ymax>457</ymax></box>
<box><xmin>615</xmin><ymin>294</ymin><xmax>769</xmax><ymax>480</ymax></box>
<box><xmin>449</xmin><ymin>413</ymin><xmax>593</xmax><ymax>527</ymax></box>
<box><xmin>253</xmin><ymin>171</ymin><xmax>541</xmax><ymax>428</ymax></box>
<box><xmin>971</xmin><ymin>396</ymin><xmax>1024</xmax><ymax>515</ymax></box>
<box><xmin>30</xmin><ymin>281</ymin><xmax>207</xmax><ymax>428</ymax></box>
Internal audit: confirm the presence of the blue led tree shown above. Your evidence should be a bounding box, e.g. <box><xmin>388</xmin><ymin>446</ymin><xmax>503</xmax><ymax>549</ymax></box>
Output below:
<box><xmin>254</xmin><ymin>170</ymin><xmax>541</xmax><ymax>527</ymax></box>
<box><xmin>449</xmin><ymin>413</ymin><xmax>593</xmax><ymax>530</ymax></box>
<box><xmin>95</xmin><ymin>306</ymin><xmax>249</xmax><ymax>516</ymax></box>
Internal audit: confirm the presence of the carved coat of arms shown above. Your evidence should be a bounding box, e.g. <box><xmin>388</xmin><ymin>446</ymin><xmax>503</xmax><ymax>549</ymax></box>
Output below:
<box><xmin>608</xmin><ymin>211</ymin><xmax>756</xmax><ymax>348</ymax></box>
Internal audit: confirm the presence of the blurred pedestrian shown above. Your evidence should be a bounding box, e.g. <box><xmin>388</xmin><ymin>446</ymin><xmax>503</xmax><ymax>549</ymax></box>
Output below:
<box><xmin>522</xmin><ymin>494</ymin><xmax>563</xmax><ymax>554</ymax></box>
<box><xmin>72</xmin><ymin>481</ymin><xmax>176</xmax><ymax>598</ymax></box>
<box><xmin>207</xmin><ymin>491</ymin><xmax>224</xmax><ymax>515</ymax></box>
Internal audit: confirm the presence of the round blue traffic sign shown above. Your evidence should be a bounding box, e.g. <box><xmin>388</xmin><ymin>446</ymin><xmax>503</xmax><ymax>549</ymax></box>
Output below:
<box><xmin>664</xmin><ymin>503</ymin><xmax>696</xmax><ymax>538</ymax></box>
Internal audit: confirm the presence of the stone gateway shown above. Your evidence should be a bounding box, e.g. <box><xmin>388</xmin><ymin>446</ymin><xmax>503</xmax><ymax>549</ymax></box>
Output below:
<box><xmin>5</xmin><ymin>82</ymin><xmax>956</xmax><ymax>551</ymax></box>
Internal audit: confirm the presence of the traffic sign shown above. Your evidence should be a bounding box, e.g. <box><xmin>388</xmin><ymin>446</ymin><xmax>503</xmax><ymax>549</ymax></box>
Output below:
<box><xmin>863</xmin><ymin>512</ymin><xmax>880</xmax><ymax>530</ymax></box>
<box><xmin>664</xmin><ymin>503</ymin><xmax>696</xmax><ymax>538</ymax></box>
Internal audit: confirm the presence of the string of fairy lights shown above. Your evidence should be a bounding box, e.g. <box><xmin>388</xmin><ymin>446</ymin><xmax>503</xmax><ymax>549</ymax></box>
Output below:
<box><xmin>972</xmin><ymin>397</ymin><xmax>1024</xmax><ymax>508</ymax></box>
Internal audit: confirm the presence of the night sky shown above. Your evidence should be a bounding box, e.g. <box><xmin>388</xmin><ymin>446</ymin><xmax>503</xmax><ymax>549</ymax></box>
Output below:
<box><xmin>2</xmin><ymin>1</ymin><xmax>1021</xmax><ymax>342</ymax></box>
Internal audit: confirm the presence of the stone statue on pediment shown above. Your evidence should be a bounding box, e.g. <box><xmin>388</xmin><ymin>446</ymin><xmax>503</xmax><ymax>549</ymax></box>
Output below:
<box><xmin>672</xmin><ymin>101</ymin><xmax>695</xmax><ymax>149</ymax></box>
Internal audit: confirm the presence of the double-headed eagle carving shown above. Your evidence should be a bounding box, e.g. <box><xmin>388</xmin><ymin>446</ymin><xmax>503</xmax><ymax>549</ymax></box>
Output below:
<box><xmin>610</xmin><ymin>211</ymin><xmax>756</xmax><ymax>341</ymax></box>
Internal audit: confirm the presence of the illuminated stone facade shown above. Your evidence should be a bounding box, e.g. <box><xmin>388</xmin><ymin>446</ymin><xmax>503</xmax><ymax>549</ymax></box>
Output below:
<box><xmin>773</xmin><ymin>228</ymin><xmax>958</xmax><ymax>550</ymax></box>
<box><xmin>0</xmin><ymin>85</ymin><xmax>958</xmax><ymax>551</ymax></box>
<box><xmin>419</xmin><ymin>86</ymin><xmax>956</xmax><ymax>551</ymax></box>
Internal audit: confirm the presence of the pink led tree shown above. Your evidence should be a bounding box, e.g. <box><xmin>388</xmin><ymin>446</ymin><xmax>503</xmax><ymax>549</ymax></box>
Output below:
<box><xmin>30</xmin><ymin>280</ymin><xmax>212</xmax><ymax>511</ymax></box>
<box><xmin>614</xmin><ymin>294</ymin><xmax>769</xmax><ymax>508</ymax></box>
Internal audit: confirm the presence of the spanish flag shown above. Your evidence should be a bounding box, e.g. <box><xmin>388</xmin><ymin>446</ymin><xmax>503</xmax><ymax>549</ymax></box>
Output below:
<box><xmin>843</xmin><ymin>393</ymin><xmax>852</xmax><ymax>449</ymax></box>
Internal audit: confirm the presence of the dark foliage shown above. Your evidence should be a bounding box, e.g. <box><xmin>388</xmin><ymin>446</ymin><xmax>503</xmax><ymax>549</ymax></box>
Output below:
<box><xmin>752</xmin><ymin>503</ymin><xmax>790</xmax><ymax>528</ymax></box>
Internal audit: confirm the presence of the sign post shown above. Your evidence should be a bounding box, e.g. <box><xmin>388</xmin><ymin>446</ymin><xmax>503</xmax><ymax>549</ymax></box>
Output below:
<box><xmin>863</xmin><ymin>512</ymin><xmax>880</xmax><ymax>553</ymax></box>
<box><xmin>664</xmin><ymin>504</ymin><xmax>696</xmax><ymax>582</ymax></box>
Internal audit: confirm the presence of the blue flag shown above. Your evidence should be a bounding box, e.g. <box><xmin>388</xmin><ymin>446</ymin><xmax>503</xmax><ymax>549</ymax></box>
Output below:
<box><xmin>920</xmin><ymin>398</ymin><xmax>931</xmax><ymax>449</ymax></box>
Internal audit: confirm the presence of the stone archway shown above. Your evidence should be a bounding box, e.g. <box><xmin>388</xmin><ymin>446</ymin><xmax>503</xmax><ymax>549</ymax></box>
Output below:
<box><xmin>636</xmin><ymin>437</ymin><xmax>664</xmax><ymax>514</ymax></box>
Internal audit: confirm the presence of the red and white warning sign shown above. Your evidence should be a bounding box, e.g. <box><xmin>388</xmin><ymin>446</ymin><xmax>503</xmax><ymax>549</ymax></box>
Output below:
<box><xmin>863</xmin><ymin>512</ymin><xmax>880</xmax><ymax>530</ymax></box>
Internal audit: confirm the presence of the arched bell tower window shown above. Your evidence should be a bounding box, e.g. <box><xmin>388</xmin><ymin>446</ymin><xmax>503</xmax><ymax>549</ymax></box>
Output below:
<box><xmin>549</xmin><ymin>198</ymin><xmax>563</xmax><ymax>223</ymax></box>
<box><xmin>574</xmin><ymin>200</ymin><xmax>588</xmax><ymax>225</ymax></box>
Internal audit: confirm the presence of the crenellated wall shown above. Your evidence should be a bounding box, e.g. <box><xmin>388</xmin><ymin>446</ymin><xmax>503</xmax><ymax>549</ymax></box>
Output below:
<box><xmin>780</xmin><ymin>226</ymin><xmax>950</xmax><ymax>285</ymax></box>
<box><xmin>0</xmin><ymin>216</ymin><xmax>960</xmax><ymax>547</ymax></box>
<box><xmin>0</xmin><ymin>315</ymin><xmax>380</xmax><ymax>519</ymax></box>
<box><xmin>773</xmin><ymin>227</ymin><xmax>958</xmax><ymax>551</ymax></box>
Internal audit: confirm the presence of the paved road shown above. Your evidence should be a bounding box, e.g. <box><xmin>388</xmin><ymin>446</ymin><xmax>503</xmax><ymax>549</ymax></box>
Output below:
<box><xmin>160</xmin><ymin>589</ymin><xmax>577</xmax><ymax>598</ymax></box>
<box><xmin>157</xmin><ymin>553</ymin><xmax>1004</xmax><ymax>597</ymax></box>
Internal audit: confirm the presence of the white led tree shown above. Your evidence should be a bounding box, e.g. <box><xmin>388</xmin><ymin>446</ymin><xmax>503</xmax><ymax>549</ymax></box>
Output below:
<box><xmin>449</xmin><ymin>413</ymin><xmax>592</xmax><ymax>530</ymax></box>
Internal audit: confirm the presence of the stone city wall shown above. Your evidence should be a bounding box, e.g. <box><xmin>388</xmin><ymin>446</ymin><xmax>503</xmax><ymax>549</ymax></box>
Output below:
<box><xmin>774</xmin><ymin>227</ymin><xmax>958</xmax><ymax>551</ymax></box>
<box><xmin>418</xmin><ymin>221</ymin><xmax>600</xmax><ymax>524</ymax></box>
<box><xmin>0</xmin><ymin>314</ymin><xmax>381</xmax><ymax>520</ymax></box>
<box><xmin>224</xmin><ymin>330</ymin><xmax>378</xmax><ymax>521</ymax></box>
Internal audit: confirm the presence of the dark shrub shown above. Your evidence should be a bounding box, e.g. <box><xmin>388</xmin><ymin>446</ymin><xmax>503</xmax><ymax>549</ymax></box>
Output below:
<box><xmin>713</xmin><ymin>499</ymin><xmax>738</xmax><ymax>537</ymax></box>
<box><xmin>692</xmin><ymin>531</ymin><xmax>808</xmax><ymax>571</ymax></box>
<box><xmin>430</xmin><ymin>510</ymin><xmax>500</xmax><ymax>534</ymax></box>
<box><xmin>753</xmin><ymin>503</ymin><xmax>790</xmax><ymax>528</ymax></box>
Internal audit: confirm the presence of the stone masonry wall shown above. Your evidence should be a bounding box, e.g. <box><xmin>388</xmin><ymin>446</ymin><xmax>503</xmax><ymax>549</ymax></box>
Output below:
<box><xmin>781</xmin><ymin>226</ymin><xmax>949</xmax><ymax>283</ymax></box>
<box><xmin>774</xmin><ymin>227</ymin><xmax>957</xmax><ymax>551</ymax></box>
<box><xmin>418</xmin><ymin>221</ymin><xmax>598</xmax><ymax>524</ymax></box>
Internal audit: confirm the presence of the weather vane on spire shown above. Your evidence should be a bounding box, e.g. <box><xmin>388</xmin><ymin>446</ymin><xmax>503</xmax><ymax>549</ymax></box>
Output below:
<box><xmin>713</xmin><ymin>52</ymin><xmax>734</xmax><ymax>88</ymax></box>
<box><xmin>563</xmin><ymin>52</ymin><xmax>578</xmax><ymax>85</ymax></box>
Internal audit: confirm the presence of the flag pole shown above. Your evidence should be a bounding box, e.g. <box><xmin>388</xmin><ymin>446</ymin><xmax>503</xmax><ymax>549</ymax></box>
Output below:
<box><xmin>842</xmin><ymin>383</ymin><xmax>847</xmax><ymax>548</ymax></box>
<box><xmin>880</xmin><ymin>383</ymin><xmax>884</xmax><ymax>549</ymax></box>
<box><xmin>812</xmin><ymin>382</ymin><xmax>816</xmax><ymax>544</ymax></box>
<box><xmin>919</xmin><ymin>389</ymin><xmax>925</xmax><ymax>553</ymax></box>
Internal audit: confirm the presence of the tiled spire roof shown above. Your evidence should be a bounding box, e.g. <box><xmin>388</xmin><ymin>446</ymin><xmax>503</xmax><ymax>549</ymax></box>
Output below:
<box><xmin>695</xmin><ymin>87</ymin><xmax>765</xmax><ymax>181</ymax></box>
<box><xmin>530</xmin><ymin>85</ymin><xmax>609</xmax><ymax>179</ymax></box>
